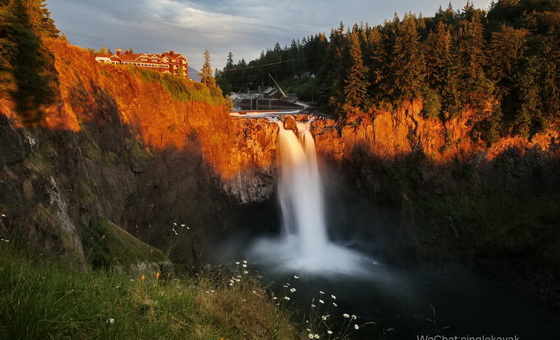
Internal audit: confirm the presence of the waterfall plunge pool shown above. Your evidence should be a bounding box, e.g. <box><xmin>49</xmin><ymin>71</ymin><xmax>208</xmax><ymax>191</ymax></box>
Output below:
<box><xmin>217</xmin><ymin>117</ymin><xmax>560</xmax><ymax>339</ymax></box>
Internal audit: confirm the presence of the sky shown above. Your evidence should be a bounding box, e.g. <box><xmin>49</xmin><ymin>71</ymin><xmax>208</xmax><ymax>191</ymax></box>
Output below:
<box><xmin>48</xmin><ymin>0</ymin><xmax>493</xmax><ymax>71</ymax></box>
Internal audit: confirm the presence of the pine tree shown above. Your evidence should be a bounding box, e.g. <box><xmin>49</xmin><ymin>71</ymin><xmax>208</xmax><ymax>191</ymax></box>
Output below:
<box><xmin>373</xmin><ymin>14</ymin><xmax>400</xmax><ymax>105</ymax></box>
<box><xmin>537</xmin><ymin>34</ymin><xmax>560</xmax><ymax>128</ymax></box>
<box><xmin>456</xmin><ymin>14</ymin><xmax>492</xmax><ymax>109</ymax></box>
<box><xmin>38</xmin><ymin>0</ymin><xmax>59</xmax><ymax>37</ymax></box>
<box><xmin>0</xmin><ymin>0</ymin><xmax>56</xmax><ymax>124</ymax></box>
<box><xmin>516</xmin><ymin>59</ymin><xmax>540</xmax><ymax>138</ymax></box>
<box><xmin>388</xmin><ymin>13</ymin><xmax>426</xmax><ymax>102</ymax></box>
<box><xmin>317</xmin><ymin>22</ymin><xmax>349</xmax><ymax>114</ymax></box>
<box><xmin>200</xmin><ymin>50</ymin><xmax>215</xmax><ymax>86</ymax></box>
<box><xmin>488</xmin><ymin>25</ymin><xmax>527</xmax><ymax>84</ymax></box>
<box><xmin>343</xmin><ymin>32</ymin><xmax>369</xmax><ymax>111</ymax></box>
<box><xmin>362</xmin><ymin>26</ymin><xmax>382</xmax><ymax>93</ymax></box>
<box><xmin>226</xmin><ymin>52</ymin><xmax>234</xmax><ymax>69</ymax></box>
<box><xmin>200</xmin><ymin>50</ymin><xmax>221</xmax><ymax>97</ymax></box>
<box><xmin>424</xmin><ymin>21</ymin><xmax>460</xmax><ymax>118</ymax></box>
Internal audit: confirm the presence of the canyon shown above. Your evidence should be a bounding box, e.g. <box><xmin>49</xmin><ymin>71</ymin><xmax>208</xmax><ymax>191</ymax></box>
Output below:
<box><xmin>1</xmin><ymin>39</ymin><xmax>559</xmax><ymax>286</ymax></box>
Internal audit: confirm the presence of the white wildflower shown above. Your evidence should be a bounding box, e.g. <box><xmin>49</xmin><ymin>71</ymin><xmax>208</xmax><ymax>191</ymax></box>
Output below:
<box><xmin>354</xmin><ymin>324</ymin><xmax>359</xmax><ymax>330</ymax></box>
<box><xmin>308</xmin><ymin>334</ymin><xmax>314</xmax><ymax>339</ymax></box>
<box><xmin>173</xmin><ymin>222</ymin><xmax>177</xmax><ymax>226</ymax></box>
<box><xmin>311</xmin><ymin>304</ymin><xmax>316</xmax><ymax>308</ymax></box>
<box><xmin>211</xmin><ymin>290</ymin><xmax>215</xmax><ymax>293</ymax></box>
<box><xmin>243</xmin><ymin>260</ymin><xmax>248</xmax><ymax>264</ymax></box>
<box><xmin>351</xmin><ymin>315</ymin><xmax>357</xmax><ymax>320</ymax></box>
<box><xmin>242</xmin><ymin>264</ymin><xmax>247</xmax><ymax>268</ymax></box>
<box><xmin>106</xmin><ymin>318</ymin><xmax>115</xmax><ymax>324</ymax></box>
<box><xmin>314</xmin><ymin>334</ymin><xmax>320</xmax><ymax>339</ymax></box>
<box><xmin>343</xmin><ymin>313</ymin><xmax>350</xmax><ymax>318</ymax></box>
<box><xmin>321</xmin><ymin>315</ymin><xmax>328</xmax><ymax>321</ymax></box>
<box><xmin>319</xmin><ymin>299</ymin><xmax>325</xmax><ymax>304</ymax></box>
<box><xmin>180</xmin><ymin>224</ymin><xmax>185</xmax><ymax>227</ymax></box>
<box><xmin>319</xmin><ymin>290</ymin><xmax>324</xmax><ymax>295</ymax></box>
<box><xmin>294</xmin><ymin>275</ymin><xmax>299</xmax><ymax>279</ymax></box>
<box><xmin>284</xmin><ymin>296</ymin><xmax>290</xmax><ymax>301</ymax></box>
<box><xmin>327</xmin><ymin>330</ymin><xmax>333</xmax><ymax>335</ymax></box>
<box><xmin>243</xmin><ymin>270</ymin><xmax>249</xmax><ymax>274</ymax></box>
<box><xmin>332</xmin><ymin>302</ymin><xmax>338</xmax><ymax>307</ymax></box>
<box><xmin>1</xmin><ymin>214</ymin><xmax>6</xmax><ymax>217</ymax></box>
<box><xmin>331</xmin><ymin>295</ymin><xmax>336</xmax><ymax>300</ymax></box>
<box><xmin>272</xmin><ymin>297</ymin><xmax>278</xmax><ymax>300</ymax></box>
<box><xmin>289</xmin><ymin>288</ymin><xmax>296</xmax><ymax>293</ymax></box>
<box><xmin>235</xmin><ymin>261</ymin><xmax>240</xmax><ymax>265</ymax></box>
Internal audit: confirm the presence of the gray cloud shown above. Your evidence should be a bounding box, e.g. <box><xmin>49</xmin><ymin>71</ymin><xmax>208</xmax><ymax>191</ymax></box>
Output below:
<box><xmin>48</xmin><ymin>0</ymin><xmax>492</xmax><ymax>70</ymax></box>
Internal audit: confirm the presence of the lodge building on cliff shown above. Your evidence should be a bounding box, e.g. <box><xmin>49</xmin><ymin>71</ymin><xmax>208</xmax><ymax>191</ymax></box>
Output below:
<box><xmin>95</xmin><ymin>49</ymin><xmax>188</xmax><ymax>78</ymax></box>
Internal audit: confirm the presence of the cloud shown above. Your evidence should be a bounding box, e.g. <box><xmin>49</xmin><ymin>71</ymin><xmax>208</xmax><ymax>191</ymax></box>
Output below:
<box><xmin>48</xmin><ymin>0</ymin><xmax>493</xmax><ymax>70</ymax></box>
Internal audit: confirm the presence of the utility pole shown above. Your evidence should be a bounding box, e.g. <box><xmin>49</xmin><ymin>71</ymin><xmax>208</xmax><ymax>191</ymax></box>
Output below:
<box><xmin>268</xmin><ymin>74</ymin><xmax>287</xmax><ymax>98</ymax></box>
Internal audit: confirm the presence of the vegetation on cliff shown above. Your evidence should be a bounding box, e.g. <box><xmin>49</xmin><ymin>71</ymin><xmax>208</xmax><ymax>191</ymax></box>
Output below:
<box><xmin>0</xmin><ymin>0</ymin><xmax>60</xmax><ymax>124</ymax></box>
<box><xmin>218</xmin><ymin>0</ymin><xmax>560</xmax><ymax>142</ymax></box>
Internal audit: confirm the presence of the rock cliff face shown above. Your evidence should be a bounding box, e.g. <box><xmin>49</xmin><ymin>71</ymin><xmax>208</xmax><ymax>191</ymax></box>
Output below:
<box><xmin>1</xmin><ymin>38</ymin><xmax>559</xmax><ymax>270</ymax></box>
<box><xmin>222</xmin><ymin>118</ymin><xmax>278</xmax><ymax>203</ymax></box>
<box><xmin>337</xmin><ymin>100</ymin><xmax>559</xmax><ymax>163</ymax></box>
<box><xmin>0</xmin><ymin>39</ymin><xmax>279</xmax><ymax>264</ymax></box>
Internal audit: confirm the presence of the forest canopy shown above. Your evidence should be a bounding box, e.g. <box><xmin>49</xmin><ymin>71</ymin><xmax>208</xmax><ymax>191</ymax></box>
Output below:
<box><xmin>217</xmin><ymin>0</ymin><xmax>560</xmax><ymax>143</ymax></box>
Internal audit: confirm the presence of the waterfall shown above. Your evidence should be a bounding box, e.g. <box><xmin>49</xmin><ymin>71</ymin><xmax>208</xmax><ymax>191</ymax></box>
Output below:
<box><xmin>248</xmin><ymin>118</ymin><xmax>368</xmax><ymax>275</ymax></box>
<box><xmin>277</xmin><ymin>121</ymin><xmax>328</xmax><ymax>259</ymax></box>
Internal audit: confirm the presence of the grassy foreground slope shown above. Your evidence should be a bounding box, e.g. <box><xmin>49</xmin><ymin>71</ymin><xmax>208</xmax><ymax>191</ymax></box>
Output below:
<box><xmin>0</xmin><ymin>242</ymin><xmax>299</xmax><ymax>340</ymax></box>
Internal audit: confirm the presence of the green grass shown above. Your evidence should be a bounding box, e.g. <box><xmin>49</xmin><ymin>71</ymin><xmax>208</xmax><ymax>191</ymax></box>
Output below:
<box><xmin>132</xmin><ymin>68</ymin><xmax>226</xmax><ymax>106</ymax></box>
<box><xmin>83</xmin><ymin>218</ymin><xmax>167</xmax><ymax>269</ymax></box>
<box><xmin>0</xmin><ymin>244</ymin><xmax>301</xmax><ymax>340</ymax></box>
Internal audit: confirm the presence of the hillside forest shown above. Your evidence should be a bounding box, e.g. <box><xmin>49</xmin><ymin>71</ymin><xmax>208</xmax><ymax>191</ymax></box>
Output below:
<box><xmin>216</xmin><ymin>0</ymin><xmax>560</xmax><ymax>144</ymax></box>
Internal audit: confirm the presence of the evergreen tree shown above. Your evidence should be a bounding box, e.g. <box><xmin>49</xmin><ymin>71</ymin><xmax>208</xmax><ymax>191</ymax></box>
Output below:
<box><xmin>317</xmin><ymin>22</ymin><xmax>349</xmax><ymax>115</ymax></box>
<box><xmin>456</xmin><ymin>14</ymin><xmax>492</xmax><ymax>109</ymax></box>
<box><xmin>0</xmin><ymin>0</ymin><xmax>56</xmax><ymax>124</ymax></box>
<box><xmin>373</xmin><ymin>14</ymin><xmax>400</xmax><ymax>105</ymax></box>
<box><xmin>537</xmin><ymin>33</ymin><xmax>560</xmax><ymax>128</ymax></box>
<box><xmin>200</xmin><ymin>50</ymin><xmax>215</xmax><ymax>86</ymax></box>
<box><xmin>387</xmin><ymin>13</ymin><xmax>426</xmax><ymax>102</ymax></box>
<box><xmin>488</xmin><ymin>25</ymin><xmax>527</xmax><ymax>84</ymax></box>
<box><xmin>362</xmin><ymin>26</ymin><xmax>383</xmax><ymax>93</ymax></box>
<box><xmin>226</xmin><ymin>52</ymin><xmax>234</xmax><ymax>69</ymax></box>
<box><xmin>38</xmin><ymin>0</ymin><xmax>59</xmax><ymax>37</ymax></box>
<box><xmin>200</xmin><ymin>50</ymin><xmax>221</xmax><ymax>97</ymax></box>
<box><xmin>424</xmin><ymin>21</ymin><xmax>460</xmax><ymax>118</ymax></box>
<box><xmin>343</xmin><ymin>32</ymin><xmax>369</xmax><ymax>111</ymax></box>
<box><xmin>516</xmin><ymin>57</ymin><xmax>541</xmax><ymax>138</ymax></box>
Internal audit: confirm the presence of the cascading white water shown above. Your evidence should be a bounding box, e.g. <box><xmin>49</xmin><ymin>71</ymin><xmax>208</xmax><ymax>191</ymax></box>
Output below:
<box><xmin>277</xmin><ymin>121</ymin><xmax>328</xmax><ymax>259</ymax></box>
<box><xmin>249</xmin><ymin>119</ymin><xmax>368</xmax><ymax>275</ymax></box>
